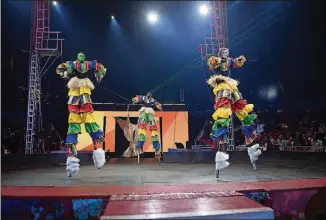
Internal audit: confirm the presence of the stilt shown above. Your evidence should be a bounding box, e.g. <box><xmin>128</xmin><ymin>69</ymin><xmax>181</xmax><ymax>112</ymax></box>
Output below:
<box><xmin>252</xmin><ymin>162</ymin><xmax>257</xmax><ymax>171</ymax></box>
<box><xmin>216</xmin><ymin>169</ymin><xmax>220</xmax><ymax>178</ymax></box>
<box><xmin>137</xmin><ymin>154</ymin><xmax>140</xmax><ymax>165</ymax></box>
<box><xmin>157</xmin><ymin>154</ymin><xmax>161</xmax><ymax>165</ymax></box>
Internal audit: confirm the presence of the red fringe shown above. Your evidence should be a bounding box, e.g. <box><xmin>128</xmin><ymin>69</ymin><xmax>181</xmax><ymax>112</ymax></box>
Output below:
<box><xmin>80</xmin><ymin>103</ymin><xmax>94</xmax><ymax>113</ymax></box>
<box><xmin>137</xmin><ymin>123</ymin><xmax>147</xmax><ymax>129</ymax></box>
<box><xmin>150</xmin><ymin>125</ymin><xmax>157</xmax><ymax>131</ymax></box>
<box><xmin>214</xmin><ymin>97</ymin><xmax>231</xmax><ymax>109</ymax></box>
<box><xmin>68</xmin><ymin>104</ymin><xmax>94</xmax><ymax>113</ymax></box>
<box><xmin>231</xmin><ymin>99</ymin><xmax>247</xmax><ymax>112</ymax></box>
<box><xmin>96</xmin><ymin>63</ymin><xmax>102</xmax><ymax>72</ymax></box>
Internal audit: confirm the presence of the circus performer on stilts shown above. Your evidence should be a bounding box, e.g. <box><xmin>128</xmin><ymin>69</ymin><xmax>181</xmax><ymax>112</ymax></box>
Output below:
<box><xmin>207</xmin><ymin>48</ymin><xmax>261</xmax><ymax>177</ymax></box>
<box><xmin>56</xmin><ymin>52</ymin><xmax>107</xmax><ymax>177</ymax></box>
<box><xmin>132</xmin><ymin>92</ymin><xmax>162</xmax><ymax>164</ymax></box>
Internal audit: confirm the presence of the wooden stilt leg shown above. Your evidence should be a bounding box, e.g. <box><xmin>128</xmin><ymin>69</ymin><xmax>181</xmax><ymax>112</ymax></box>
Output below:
<box><xmin>252</xmin><ymin>162</ymin><xmax>257</xmax><ymax>171</ymax></box>
<box><xmin>215</xmin><ymin>142</ymin><xmax>220</xmax><ymax>179</ymax></box>
<box><xmin>157</xmin><ymin>153</ymin><xmax>161</xmax><ymax>165</ymax></box>
<box><xmin>137</xmin><ymin>154</ymin><xmax>140</xmax><ymax>165</ymax></box>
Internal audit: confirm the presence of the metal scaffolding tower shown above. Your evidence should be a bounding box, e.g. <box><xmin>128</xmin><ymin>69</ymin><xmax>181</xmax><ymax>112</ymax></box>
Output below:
<box><xmin>25</xmin><ymin>0</ymin><xmax>63</xmax><ymax>154</ymax></box>
<box><xmin>198</xmin><ymin>1</ymin><xmax>235</xmax><ymax>151</ymax></box>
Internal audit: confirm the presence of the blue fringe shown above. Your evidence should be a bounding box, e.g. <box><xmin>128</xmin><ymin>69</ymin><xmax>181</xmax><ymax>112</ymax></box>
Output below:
<box><xmin>136</xmin><ymin>141</ymin><xmax>145</xmax><ymax>148</ymax></box>
<box><xmin>90</xmin><ymin>130</ymin><xmax>104</xmax><ymax>142</ymax></box>
<box><xmin>242</xmin><ymin>125</ymin><xmax>256</xmax><ymax>136</ymax></box>
<box><xmin>210</xmin><ymin>127</ymin><xmax>228</xmax><ymax>142</ymax></box>
<box><xmin>152</xmin><ymin>141</ymin><xmax>160</xmax><ymax>150</ymax></box>
<box><xmin>66</xmin><ymin>134</ymin><xmax>78</xmax><ymax>144</ymax></box>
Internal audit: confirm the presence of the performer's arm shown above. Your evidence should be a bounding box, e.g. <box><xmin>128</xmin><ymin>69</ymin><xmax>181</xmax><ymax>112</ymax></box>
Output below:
<box><xmin>207</xmin><ymin>56</ymin><xmax>221</xmax><ymax>70</ymax></box>
<box><xmin>132</xmin><ymin>95</ymin><xmax>145</xmax><ymax>104</ymax></box>
<box><xmin>232</xmin><ymin>55</ymin><xmax>246</xmax><ymax>68</ymax></box>
<box><xmin>153</xmin><ymin>100</ymin><xmax>163</xmax><ymax>111</ymax></box>
<box><xmin>90</xmin><ymin>60</ymin><xmax>107</xmax><ymax>83</ymax></box>
<box><xmin>56</xmin><ymin>62</ymin><xmax>74</xmax><ymax>79</ymax></box>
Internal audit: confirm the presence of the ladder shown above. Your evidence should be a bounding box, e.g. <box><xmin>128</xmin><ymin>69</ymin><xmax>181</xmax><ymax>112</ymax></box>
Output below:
<box><xmin>25</xmin><ymin>0</ymin><xmax>62</xmax><ymax>154</ymax></box>
<box><xmin>25</xmin><ymin>52</ymin><xmax>41</xmax><ymax>154</ymax></box>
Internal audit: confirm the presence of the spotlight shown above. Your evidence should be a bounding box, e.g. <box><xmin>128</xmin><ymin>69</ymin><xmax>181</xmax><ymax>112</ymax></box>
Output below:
<box><xmin>199</xmin><ymin>4</ymin><xmax>209</xmax><ymax>15</ymax></box>
<box><xmin>147</xmin><ymin>11</ymin><xmax>158</xmax><ymax>23</ymax></box>
<box><xmin>52</xmin><ymin>1</ymin><xmax>57</xmax><ymax>6</ymax></box>
<box><xmin>111</xmin><ymin>15</ymin><xmax>114</xmax><ymax>19</ymax></box>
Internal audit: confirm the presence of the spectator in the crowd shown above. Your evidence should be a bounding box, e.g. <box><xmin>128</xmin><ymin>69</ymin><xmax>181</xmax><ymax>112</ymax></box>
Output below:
<box><xmin>314</xmin><ymin>138</ymin><xmax>323</xmax><ymax>146</ymax></box>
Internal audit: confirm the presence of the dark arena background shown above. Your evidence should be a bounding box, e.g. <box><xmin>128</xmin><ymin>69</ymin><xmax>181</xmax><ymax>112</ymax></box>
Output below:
<box><xmin>2</xmin><ymin>1</ymin><xmax>326</xmax><ymax>219</ymax></box>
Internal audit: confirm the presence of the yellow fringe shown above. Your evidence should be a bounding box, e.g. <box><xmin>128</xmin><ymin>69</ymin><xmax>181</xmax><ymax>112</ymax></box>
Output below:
<box><xmin>244</xmin><ymin>104</ymin><xmax>254</xmax><ymax>113</ymax></box>
<box><xmin>235</xmin><ymin>111</ymin><xmax>248</xmax><ymax>121</ymax></box>
<box><xmin>68</xmin><ymin>86</ymin><xmax>92</xmax><ymax>96</ymax></box>
<box><xmin>151</xmin><ymin>130</ymin><xmax>159</xmax><ymax>137</ymax></box>
<box><xmin>68</xmin><ymin>112</ymin><xmax>83</xmax><ymax>124</ymax></box>
<box><xmin>212</xmin><ymin>108</ymin><xmax>232</xmax><ymax>120</ymax></box>
<box><xmin>68</xmin><ymin>112</ymin><xmax>97</xmax><ymax>124</ymax></box>
<box><xmin>138</xmin><ymin>128</ymin><xmax>146</xmax><ymax>136</ymax></box>
<box><xmin>81</xmin><ymin>112</ymin><xmax>96</xmax><ymax>123</ymax></box>
<box><xmin>213</xmin><ymin>82</ymin><xmax>238</xmax><ymax>94</ymax></box>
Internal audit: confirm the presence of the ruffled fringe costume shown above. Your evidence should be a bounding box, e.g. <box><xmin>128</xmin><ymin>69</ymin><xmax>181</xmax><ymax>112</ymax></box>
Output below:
<box><xmin>207</xmin><ymin>55</ymin><xmax>260</xmax><ymax>171</ymax></box>
<box><xmin>133</xmin><ymin>95</ymin><xmax>162</xmax><ymax>156</ymax></box>
<box><xmin>56</xmin><ymin>60</ymin><xmax>107</xmax><ymax>177</ymax></box>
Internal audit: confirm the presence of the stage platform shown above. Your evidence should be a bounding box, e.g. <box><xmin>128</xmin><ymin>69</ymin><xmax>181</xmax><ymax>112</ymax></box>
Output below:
<box><xmin>2</xmin><ymin>154</ymin><xmax>326</xmax><ymax>219</ymax></box>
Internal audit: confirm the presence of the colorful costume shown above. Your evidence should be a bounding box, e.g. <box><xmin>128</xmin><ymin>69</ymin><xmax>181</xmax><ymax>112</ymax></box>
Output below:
<box><xmin>132</xmin><ymin>92</ymin><xmax>162</xmax><ymax>156</ymax></box>
<box><xmin>56</xmin><ymin>52</ymin><xmax>107</xmax><ymax>177</ymax></box>
<box><xmin>207</xmin><ymin>48</ymin><xmax>261</xmax><ymax>171</ymax></box>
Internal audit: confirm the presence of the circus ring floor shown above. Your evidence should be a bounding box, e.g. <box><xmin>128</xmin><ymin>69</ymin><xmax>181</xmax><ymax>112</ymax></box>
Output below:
<box><xmin>2</xmin><ymin>156</ymin><xmax>326</xmax><ymax>219</ymax></box>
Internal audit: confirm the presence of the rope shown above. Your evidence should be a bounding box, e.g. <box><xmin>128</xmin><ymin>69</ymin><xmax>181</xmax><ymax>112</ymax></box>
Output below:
<box><xmin>200</xmin><ymin>53</ymin><xmax>214</xmax><ymax>104</ymax></box>
<box><xmin>232</xmin><ymin>1</ymin><xmax>297</xmax><ymax>45</ymax></box>
<box><xmin>151</xmin><ymin>56</ymin><xmax>201</xmax><ymax>92</ymax></box>
<box><xmin>231</xmin><ymin>1</ymin><xmax>282</xmax><ymax>37</ymax></box>
<box><xmin>96</xmin><ymin>84</ymin><xmax>132</xmax><ymax>103</ymax></box>
<box><xmin>151</xmin><ymin>60</ymin><xmax>202</xmax><ymax>94</ymax></box>
<box><xmin>151</xmin><ymin>58</ymin><xmax>201</xmax><ymax>94</ymax></box>
<box><xmin>40</xmin><ymin>56</ymin><xmax>60</xmax><ymax>78</ymax></box>
<box><xmin>150</xmin><ymin>57</ymin><xmax>202</xmax><ymax>94</ymax></box>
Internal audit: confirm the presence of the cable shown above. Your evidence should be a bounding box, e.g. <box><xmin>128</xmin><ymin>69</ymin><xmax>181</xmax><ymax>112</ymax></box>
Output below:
<box><xmin>232</xmin><ymin>1</ymin><xmax>296</xmax><ymax>44</ymax></box>
<box><xmin>151</xmin><ymin>61</ymin><xmax>202</xmax><ymax>94</ymax></box>
<box><xmin>151</xmin><ymin>60</ymin><xmax>202</xmax><ymax>93</ymax></box>
<box><xmin>234</xmin><ymin>4</ymin><xmax>297</xmax><ymax>46</ymax></box>
<box><xmin>200</xmin><ymin>54</ymin><xmax>214</xmax><ymax>104</ymax></box>
<box><xmin>151</xmin><ymin>57</ymin><xmax>201</xmax><ymax>92</ymax></box>
<box><xmin>152</xmin><ymin>61</ymin><xmax>201</xmax><ymax>93</ymax></box>
<box><xmin>150</xmin><ymin>57</ymin><xmax>201</xmax><ymax>93</ymax></box>
<box><xmin>231</xmin><ymin>1</ymin><xmax>282</xmax><ymax>37</ymax></box>
<box><xmin>96</xmin><ymin>84</ymin><xmax>132</xmax><ymax>103</ymax></box>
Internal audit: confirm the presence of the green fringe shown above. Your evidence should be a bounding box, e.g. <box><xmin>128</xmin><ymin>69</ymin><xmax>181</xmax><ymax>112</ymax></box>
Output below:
<box><xmin>67</xmin><ymin>123</ymin><xmax>81</xmax><ymax>134</ymax></box>
<box><xmin>152</xmin><ymin>135</ymin><xmax>159</xmax><ymax>142</ymax></box>
<box><xmin>241</xmin><ymin>114</ymin><xmax>257</xmax><ymax>126</ymax></box>
<box><xmin>67</xmin><ymin>144</ymin><xmax>78</xmax><ymax>156</ymax></box>
<box><xmin>212</xmin><ymin>118</ymin><xmax>231</xmax><ymax>131</ymax></box>
<box><xmin>85</xmin><ymin>122</ymin><xmax>100</xmax><ymax>134</ymax></box>
<box><xmin>138</xmin><ymin>134</ymin><xmax>147</xmax><ymax>142</ymax></box>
